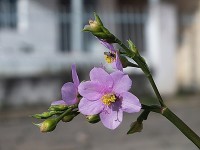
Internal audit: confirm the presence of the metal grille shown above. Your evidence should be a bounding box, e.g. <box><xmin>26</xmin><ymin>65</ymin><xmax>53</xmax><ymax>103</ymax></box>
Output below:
<box><xmin>59</xmin><ymin>3</ymin><xmax>147</xmax><ymax>53</ymax></box>
<box><xmin>59</xmin><ymin>0</ymin><xmax>71</xmax><ymax>52</ymax></box>
<box><xmin>116</xmin><ymin>6</ymin><xmax>147</xmax><ymax>52</ymax></box>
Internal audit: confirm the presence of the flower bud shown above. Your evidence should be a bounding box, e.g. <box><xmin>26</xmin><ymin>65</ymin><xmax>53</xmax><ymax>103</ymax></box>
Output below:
<box><xmin>83</xmin><ymin>12</ymin><xmax>115</xmax><ymax>43</ymax></box>
<box><xmin>62</xmin><ymin>111</ymin><xmax>79</xmax><ymax>122</ymax></box>
<box><xmin>32</xmin><ymin>112</ymin><xmax>53</xmax><ymax>119</ymax></box>
<box><xmin>83</xmin><ymin>20</ymin><xmax>102</xmax><ymax>33</ymax></box>
<box><xmin>49</xmin><ymin>105</ymin><xmax>68</xmax><ymax>111</ymax></box>
<box><xmin>127</xmin><ymin>39</ymin><xmax>139</xmax><ymax>55</ymax></box>
<box><xmin>62</xmin><ymin>115</ymin><xmax>74</xmax><ymax>122</ymax></box>
<box><xmin>86</xmin><ymin>115</ymin><xmax>100</xmax><ymax>124</ymax></box>
<box><xmin>34</xmin><ymin>118</ymin><xmax>58</xmax><ymax>133</ymax></box>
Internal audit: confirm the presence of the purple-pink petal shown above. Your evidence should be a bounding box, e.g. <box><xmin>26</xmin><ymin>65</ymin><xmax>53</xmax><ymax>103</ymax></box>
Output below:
<box><xmin>110</xmin><ymin>71</ymin><xmax>132</xmax><ymax>94</ymax></box>
<box><xmin>90</xmin><ymin>67</ymin><xmax>113</xmax><ymax>90</ymax></box>
<box><xmin>111</xmin><ymin>52</ymin><xmax>123</xmax><ymax>71</ymax></box>
<box><xmin>100</xmin><ymin>106</ymin><xmax>123</xmax><ymax>130</ymax></box>
<box><xmin>61</xmin><ymin>82</ymin><xmax>78</xmax><ymax>105</ymax></box>
<box><xmin>51</xmin><ymin>100</ymin><xmax>67</xmax><ymax>106</ymax></box>
<box><xmin>77</xmin><ymin>66</ymin><xmax>141</xmax><ymax>130</ymax></box>
<box><xmin>78</xmin><ymin>81</ymin><xmax>104</xmax><ymax>100</ymax></box>
<box><xmin>120</xmin><ymin>92</ymin><xmax>141</xmax><ymax>113</ymax></box>
<box><xmin>100</xmin><ymin>40</ymin><xmax>116</xmax><ymax>52</ymax></box>
<box><xmin>71</xmin><ymin>64</ymin><xmax>80</xmax><ymax>88</ymax></box>
<box><xmin>78</xmin><ymin>98</ymin><xmax>104</xmax><ymax>115</ymax></box>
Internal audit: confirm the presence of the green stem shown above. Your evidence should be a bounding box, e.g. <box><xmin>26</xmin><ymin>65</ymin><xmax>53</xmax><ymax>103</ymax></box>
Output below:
<box><xmin>56</xmin><ymin>104</ymin><xmax>78</xmax><ymax>122</ymax></box>
<box><xmin>162</xmin><ymin>108</ymin><xmax>200</xmax><ymax>148</ymax></box>
<box><xmin>115</xmin><ymin>37</ymin><xmax>164</xmax><ymax>106</ymax></box>
<box><xmin>115</xmin><ymin>36</ymin><xmax>200</xmax><ymax>148</ymax></box>
<box><xmin>147</xmin><ymin>75</ymin><xmax>165</xmax><ymax>107</ymax></box>
<box><xmin>137</xmin><ymin>110</ymin><xmax>150</xmax><ymax>123</ymax></box>
<box><xmin>114</xmin><ymin>37</ymin><xmax>132</xmax><ymax>53</ymax></box>
<box><xmin>56</xmin><ymin>108</ymin><xmax>73</xmax><ymax>122</ymax></box>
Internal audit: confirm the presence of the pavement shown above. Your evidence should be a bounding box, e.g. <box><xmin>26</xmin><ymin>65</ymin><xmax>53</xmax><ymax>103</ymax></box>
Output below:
<box><xmin>0</xmin><ymin>95</ymin><xmax>200</xmax><ymax>150</ymax></box>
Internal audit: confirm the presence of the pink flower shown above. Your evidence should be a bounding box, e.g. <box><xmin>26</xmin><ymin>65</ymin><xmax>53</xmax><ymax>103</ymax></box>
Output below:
<box><xmin>100</xmin><ymin>40</ymin><xmax>123</xmax><ymax>71</ymax></box>
<box><xmin>51</xmin><ymin>64</ymin><xmax>80</xmax><ymax>105</ymax></box>
<box><xmin>78</xmin><ymin>67</ymin><xmax>141</xmax><ymax>129</ymax></box>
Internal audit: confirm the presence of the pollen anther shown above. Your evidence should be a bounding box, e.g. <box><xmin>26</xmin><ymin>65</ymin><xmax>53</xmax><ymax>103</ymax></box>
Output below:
<box><xmin>101</xmin><ymin>93</ymin><xmax>117</xmax><ymax>105</ymax></box>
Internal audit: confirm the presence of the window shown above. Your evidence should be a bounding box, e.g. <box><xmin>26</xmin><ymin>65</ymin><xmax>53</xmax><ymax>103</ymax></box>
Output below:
<box><xmin>116</xmin><ymin>0</ymin><xmax>147</xmax><ymax>52</ymax></box>
<box><xmin>59</xmin><ymin>0</ymin><xmax>97</xmax><ymax>52</ymax></box>
<box><xmin>82</xmin><ymin>0</ymin><xmax>97</xmax><ymax>52</ymax></box>
<box><xmin>59</xmin><ymin>0</ymin><xmax>71</xmax><ymax>52</ymax></box>
<box><xmin>0</xmin><ymin>0</ymin><xmax>17</xmax><ymax>29</ymax></box>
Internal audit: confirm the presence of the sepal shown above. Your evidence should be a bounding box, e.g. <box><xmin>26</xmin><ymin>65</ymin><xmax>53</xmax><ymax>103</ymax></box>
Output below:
<box><xmin>127</xmin><ymin>39</ymin><xmax>139</xmax><ymax>55</ymax></box>
<box><xmin>119</xmin><ymin>55</ymin><xmax>139</xmax><ymax>68</ymax></box>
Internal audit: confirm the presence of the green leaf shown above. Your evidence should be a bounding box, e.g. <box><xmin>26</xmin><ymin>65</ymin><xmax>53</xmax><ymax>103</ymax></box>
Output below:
<box><xmin>127</xmin><ymin>121</ymin><xmax>143</xmax><ymax>134</ymax></box>
<box><xmin>139</xmin><ymin>97</ymin><xmax>160</xmax><ymax>107</ymax></box>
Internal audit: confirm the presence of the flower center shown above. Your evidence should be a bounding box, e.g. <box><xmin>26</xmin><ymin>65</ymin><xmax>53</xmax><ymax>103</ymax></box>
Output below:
<box><xmin>101</xmin><ymin>93</ymin><xmax>117</xmax><ymax>106</ymax></box>
<box><xmin>104</xmin><ymin>52</ymin><xmax>116</xmax><ymax>64</ymax></box>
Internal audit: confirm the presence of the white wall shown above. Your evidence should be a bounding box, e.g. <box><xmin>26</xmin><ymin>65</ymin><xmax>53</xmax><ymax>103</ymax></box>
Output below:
<box><xmin>146</xmin><ymin>0</ymin><xmax>178</xmax><ymax>95</ymax></box>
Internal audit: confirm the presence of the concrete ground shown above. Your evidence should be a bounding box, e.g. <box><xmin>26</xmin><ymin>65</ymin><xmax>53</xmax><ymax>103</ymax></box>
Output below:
<box><xmin>0</xmin><ymin>95</ymin><xmax>200</xmax><ymax>150</ymax></box>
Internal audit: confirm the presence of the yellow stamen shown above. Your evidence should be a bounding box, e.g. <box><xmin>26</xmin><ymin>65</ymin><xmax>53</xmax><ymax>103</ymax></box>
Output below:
<box><xmin>101</xmin><ymin>93</ymin><xmax>117</xmax><ymax>106</ymax></box>
<box><xmin>104</xmin><ymin>53</ymin><xmax>116</xmax><ymax>64</ymax></box>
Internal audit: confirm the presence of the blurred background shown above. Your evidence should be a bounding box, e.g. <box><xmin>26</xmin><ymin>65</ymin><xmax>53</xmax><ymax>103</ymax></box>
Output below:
<box><xmin>0</xmin><ymin>0</ymin><xmax>200</xmax><ymax>150</ymax></box>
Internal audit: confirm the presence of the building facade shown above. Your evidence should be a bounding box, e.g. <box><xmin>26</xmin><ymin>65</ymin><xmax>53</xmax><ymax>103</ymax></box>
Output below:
<box><xmin>0</xmin><ymin>0</ymin><xmax>199</xmax><ymax>106</ymax></box>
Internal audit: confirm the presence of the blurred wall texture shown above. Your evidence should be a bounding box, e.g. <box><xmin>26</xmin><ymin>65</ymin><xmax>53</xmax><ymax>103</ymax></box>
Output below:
<box><xmin>0</xmin><ymin>0</ymin><xmax>200</xmax><ymax>106</ymax></box>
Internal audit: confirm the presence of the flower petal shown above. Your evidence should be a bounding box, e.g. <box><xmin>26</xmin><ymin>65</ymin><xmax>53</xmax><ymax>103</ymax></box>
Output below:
<box><xmin>71</xmin><ymin>64</ymin><xmax>80</xmax><ymax>87</ymax></box>
<box><xmin>100</xmin><ymin>40</ymin><xmax>116</xmax><ymax>52</ymax></box>
<box><xmin>78</xmin><ymin>81</ymin><xmax>105</xmax><ymax>100</ymax></box>
<box><xmin>51</xmin><ymin>100</ymin><xmax>67</xmax><ymax>106</ymax></box>
<box><xmin>111</xmin><ymin>52</ymin><xmax>123</xmax><ymax>71</ymax></box>
<box><xmin>110</xmin><ymin>71</ymin><xmax>132</xmax><ymax>94</ymax></box>
<box><xmin>100</xmin><ymin>106</ymin><xmax>123</xmax><ymax>130</ymax></box>
<box><xmin>121</xmin><ymin>92</ymin><xmax>141</xmax><ymax>113</ymax></box>
<box><xmin>89</xmin><ymin>67</ymin><xmax>113</xmax><ymax>90</ymax></box>
<box><xmin>78</xmin><ymin>98</ymin><xmax>104</xmax><ymax>115</ymax></box>
<box><xmin>61</xmin><ymin>82</ymin><xmax>78</xmax><ymax>105</ymax></box>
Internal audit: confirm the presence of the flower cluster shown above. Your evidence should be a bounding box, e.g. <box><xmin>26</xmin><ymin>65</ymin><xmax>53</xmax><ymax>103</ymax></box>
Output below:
<box><xmin>31</xmin><ymin>12</ymin><xmax>200</xmax><ymax>149</ymax></box>
<box><xmin>50</xmin><ymin>65</ymin><xmax>141</xmax><ymax>129</ymax></box>
<box><xmin>33</xmin><ymin>13</ymin><xmax>141</xmax><ymax>132</ymax></box>
<box><xmin>49</xmin><ymin>50</ymin><xmax>141</xmax><ymax>130</ymax></box>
